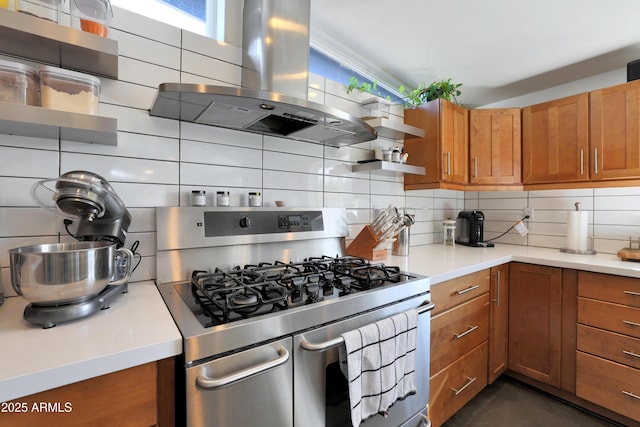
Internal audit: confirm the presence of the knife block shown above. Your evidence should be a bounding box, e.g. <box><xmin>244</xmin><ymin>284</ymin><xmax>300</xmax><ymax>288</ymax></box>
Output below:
<box><xmin>346</xmin><ymin>225</ymin><xmax>388</xmax><ymax>260</ymax></box>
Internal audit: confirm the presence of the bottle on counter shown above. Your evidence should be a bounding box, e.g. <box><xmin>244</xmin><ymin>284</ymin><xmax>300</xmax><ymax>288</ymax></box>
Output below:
<box><xmin>249</xmin><ymin>191</ymin><xmax>262</xmax><ymax>207</ymax></box>
<box><xmin>216</xmin><ymin>191</ymin><xmax>230</xmax><ymax>207</ymax></box>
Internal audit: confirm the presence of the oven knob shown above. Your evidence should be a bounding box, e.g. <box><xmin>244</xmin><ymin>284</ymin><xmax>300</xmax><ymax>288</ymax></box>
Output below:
<box><xmin>239</xmin><ymin>217</ymin><xmax>252</xmax><ymax>228</ymax></box>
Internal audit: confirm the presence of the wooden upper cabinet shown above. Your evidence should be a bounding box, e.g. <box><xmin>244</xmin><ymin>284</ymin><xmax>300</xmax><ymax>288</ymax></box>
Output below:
<box><xmin>590</xmin><ymin>79</ymin><xmax>640</xmax><ymax>180</ymax></box>
<box><xmin>522</xmin><ymin>93</ymin><xmax>589</xmax><ymax>184</ymax></box>
<box><xmin>404</xmin><ymin>99</ymin><xmax>468</xmax><ymax>189</ymax></box>
<box><xmin>469</xmin><ymin>108</ymin><xmax>521</xmax><ymax>185</ymax></box>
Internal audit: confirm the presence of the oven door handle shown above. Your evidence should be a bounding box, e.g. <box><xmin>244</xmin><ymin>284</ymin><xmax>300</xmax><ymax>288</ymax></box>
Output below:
<box><xmin>300</xmin><ymin>301</ymin><xmax>435</xmax><ymax>352</ymax></box>
<box><xmin>195</xmin><ymin>347</ymin><xmax>290</xmax><ymax>390</ymax></box>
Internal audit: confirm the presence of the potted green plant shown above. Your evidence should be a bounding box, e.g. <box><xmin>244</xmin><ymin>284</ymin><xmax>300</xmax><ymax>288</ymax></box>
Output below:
<box><xmin>400</xmin><ymin>78</ymin><xmax>462</xmax><ymax>108</ymax></box>
<box><xmin>346</xmin><ymin>77</ymin><xmax>393</xmax><ymax>119</ymax></box>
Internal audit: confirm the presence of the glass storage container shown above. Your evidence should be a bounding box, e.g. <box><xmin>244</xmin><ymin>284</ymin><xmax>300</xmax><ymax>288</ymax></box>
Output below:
<box><xmin>16</xmin><ymin>0</ymin><xmax>60</xmax><ymax>22</ymax></box>
<box><xmin>70</xmin><ymin>0</ymin><xmax>112</xmax><ymax>37</ymax></box>
<box><xmin>0</xmin><ymin>59</ymin><xmax>39</xmax><ymax>106</ymax></box>
<box><xmin>39</xmin><ymin>65</ymin><xmax>101</xmax><ymax>115</ymax></box>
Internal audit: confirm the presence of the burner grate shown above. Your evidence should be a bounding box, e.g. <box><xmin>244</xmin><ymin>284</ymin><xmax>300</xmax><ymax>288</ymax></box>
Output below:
<box><xmin>189</xmin><ymin>255</ymin><xmax>410</xmax><ymax>326</ymax></box>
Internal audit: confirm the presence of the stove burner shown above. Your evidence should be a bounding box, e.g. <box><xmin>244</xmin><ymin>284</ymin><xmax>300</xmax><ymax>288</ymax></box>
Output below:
<box><xmin>189</xmin><ymin>255</ymin><xmax>410</xmax><ymax>327</ymax></box>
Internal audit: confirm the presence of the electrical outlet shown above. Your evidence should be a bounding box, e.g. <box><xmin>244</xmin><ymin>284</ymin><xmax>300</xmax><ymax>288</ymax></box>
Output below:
<box><xmin>524</xmin><ymin>207</ymin><xmax>534</xmax><ymax>221</ymax></box>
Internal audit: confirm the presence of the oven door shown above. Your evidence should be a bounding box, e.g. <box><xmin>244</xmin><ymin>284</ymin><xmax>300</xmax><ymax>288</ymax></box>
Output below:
<box><xmin>185</xmin><ymin>336</ymin><xmax>293</xmax><ymax>427</ymax></box>
<box><xmin>293</xmin><ymin>294</ymin><xmax>432</xmax><ymax>427</ymax></box>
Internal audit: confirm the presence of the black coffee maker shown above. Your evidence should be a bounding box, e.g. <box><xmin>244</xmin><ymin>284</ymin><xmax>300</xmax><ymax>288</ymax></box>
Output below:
<box><xmin>455</xmin><ymin>210</ymin><xmax>493</xmax><ymax>247</ymax></box>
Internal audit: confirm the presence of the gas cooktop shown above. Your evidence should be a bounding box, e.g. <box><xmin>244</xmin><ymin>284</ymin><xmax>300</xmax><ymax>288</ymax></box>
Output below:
<box><xmin>178</xmin><ymin>255</ymin><xmax>414</xmax><ymax>328</ymax></box>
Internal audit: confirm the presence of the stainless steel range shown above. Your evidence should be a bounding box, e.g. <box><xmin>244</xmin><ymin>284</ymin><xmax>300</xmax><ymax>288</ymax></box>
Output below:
<box><xmin>156</xmin><ymin>207</ymin><xmax>433</xmax><ymax>427</ymax></box>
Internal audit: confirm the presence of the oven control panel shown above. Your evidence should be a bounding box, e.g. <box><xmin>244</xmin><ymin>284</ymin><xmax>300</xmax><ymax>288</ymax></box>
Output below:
<box><xmin>278</xmin><ymin>214</ymin><xmax>312</xmax><ymax>231</ymax></box>
<box><xmin>204</xmin><ymin>210</ymin><xmax>324</xmax><ymax>236</ymax></box>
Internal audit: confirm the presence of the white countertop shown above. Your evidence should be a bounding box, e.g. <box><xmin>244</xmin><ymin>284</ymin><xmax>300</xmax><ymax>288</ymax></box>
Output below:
<box><xmin>385</xmin><ymin>243</ymin><xmax>640</xmax><ymax>284</ymax></box>
<box><xmin>0</xmin><ymin>281</ymin><xmax>182</xmax><ymax>402</ymax></box>
<box><xmin>2</xmin><ymin>244</ymin><xmax>640</xmax><ymax>403</ymax></box>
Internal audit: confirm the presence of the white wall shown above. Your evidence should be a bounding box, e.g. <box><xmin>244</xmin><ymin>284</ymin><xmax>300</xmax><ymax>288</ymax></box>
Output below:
<box><xmin>0</xmin><ymin>7</ymin><xmax>462</xmax><ymax>297</ymax></box>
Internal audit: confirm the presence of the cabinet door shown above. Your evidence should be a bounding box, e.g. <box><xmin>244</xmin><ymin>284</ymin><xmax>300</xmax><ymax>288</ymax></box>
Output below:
<box><xmin>508</xmin><ymin>262</ymin><xmax>563</xmax><ymax>387</ymax></box>
<box><xmin>488</xmin><ymin>264</ymin><xmax>509</xmax><ymax>384</ymax></box>
<box><xmin>404</xmin><ymin>100</ymin><xmax>442</xmax><ymax>187</ymax></box>
<box><xmin>522</xmin><ymin>93</ymin><xmax>589</xmax><ymax>183</ymax></box>
<box><xmin>441</xmin><ymin>99</ymin><xmax>469</xmax><ymax>184</ymax></box>
<box><xmin>469</xmin><ymin>109</ymin><xmax>521</xmax><ymax>185</ymax></box>
<box><xmin>590</xmin><ymin>79</ymin><xmax>640</xmax><ymax>180</ymax></box>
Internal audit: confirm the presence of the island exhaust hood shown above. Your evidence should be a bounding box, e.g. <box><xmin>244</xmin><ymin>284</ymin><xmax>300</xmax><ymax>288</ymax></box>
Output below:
<box><xmin>149</xmin><ymin>0</ymin><xmax>376</xmax><ymax>147</ymax></box>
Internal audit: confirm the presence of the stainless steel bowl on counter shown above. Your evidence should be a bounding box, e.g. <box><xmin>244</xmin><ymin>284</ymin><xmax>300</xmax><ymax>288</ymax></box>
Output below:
<box><xmin>9</xmin><ymin>241</ymin><xmax>133</xmax><ymax>305</ymax></box>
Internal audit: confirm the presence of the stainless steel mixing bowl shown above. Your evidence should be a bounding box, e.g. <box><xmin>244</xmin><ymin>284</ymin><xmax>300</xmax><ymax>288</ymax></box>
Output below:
<box><xmin>9</xmin><ymin>241</ymin><xmax>133</xmax><ymax>305</ymax></box>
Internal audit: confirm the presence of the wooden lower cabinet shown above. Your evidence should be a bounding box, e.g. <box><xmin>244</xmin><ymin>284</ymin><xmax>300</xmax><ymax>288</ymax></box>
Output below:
<box><xmin>429</xmin><ymin>269</ymin><xmax>491</xmax><ymax>426</ymax></box>
<box><xmin>576</xmin><ymin>271</ymin><xmax>640</xmax><ymax>424</ymax></box>
<box><xmin>508</xmin><ymin>263</ymin><xmax>577</xmax><ymax>392</ymax></box>
<box><xmin>429</xmin><ymin>342</ymin><xmax>488</xmax><ymax>427</ymax></box>
<box><xmin>0</xmin><ymin>358</ymin><xmax>175</xmax><ymax>427</ymax></box>
<box><xmin>576</xmin><ymin>352</ymin><xmax>640</xmax><ymax>422</ymax></box>
<box><xmin>488</xmin><ymin>263</ymin><xmax>509</xmax><ymax>384</ymax></box>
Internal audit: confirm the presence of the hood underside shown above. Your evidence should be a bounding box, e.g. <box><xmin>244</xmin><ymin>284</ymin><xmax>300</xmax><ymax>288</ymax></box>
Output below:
<box><xmin>149</xmin><ymin>83</ymin><xmax>376</xmax><ymax>146</ymax></box>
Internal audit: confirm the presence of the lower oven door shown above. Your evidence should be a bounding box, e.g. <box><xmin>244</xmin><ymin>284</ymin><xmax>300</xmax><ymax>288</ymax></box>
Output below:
<box><xmin>294</xmin><ymin>293</ymin><xmax>432</xmax><ymax>427</ymax></box>
<box><xmin>185</xmin><ymin>336</ymin><xmax>293</xmax><ymax>427</ymax></box>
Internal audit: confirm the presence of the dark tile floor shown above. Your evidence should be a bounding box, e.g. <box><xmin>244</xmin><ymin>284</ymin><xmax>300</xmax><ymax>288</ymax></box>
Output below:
<box><xmin>442</xmin><ymin>376</ymin><xmax>623</xmax><ymax>427</ymax></box>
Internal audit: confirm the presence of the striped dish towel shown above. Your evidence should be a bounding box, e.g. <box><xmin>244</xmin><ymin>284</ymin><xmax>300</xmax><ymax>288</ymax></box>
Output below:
<box><xmin>338</xmin><ymin>309</ymin><xmax>418</xmax><ymax>427</ymax></box>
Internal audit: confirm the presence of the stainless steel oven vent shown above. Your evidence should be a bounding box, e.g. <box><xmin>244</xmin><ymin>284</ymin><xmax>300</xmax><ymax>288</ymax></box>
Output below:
<box><xmin>149</xmin><ymin>0</ymin><xmax>376</xmax><ymax>147</ymax></box>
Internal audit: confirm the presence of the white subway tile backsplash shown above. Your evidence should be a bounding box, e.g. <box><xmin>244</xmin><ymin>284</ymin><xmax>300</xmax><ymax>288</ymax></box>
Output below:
<box><xmin>262</xmin><ymin>189</ymin><xmax>323</xmax><ymax>208</ymax></box>
<box><xmin>181</xmin><ymin>31</ymin><xmax>242</xmax><ymax>66</ymax></box>
<box><xmin>0</xmin><ymin>178</ymin><xmax>42</xmax><ymax>206</ymax></box>
<box><xmin>181</xmin><ymin>163</ymin><xmax>262</xmax><ymax>188</ymax></box>
<box><xmin>263</xmin><ymin>151</ymin><xmax>324</xmax><ymax>174</ymax></box>
<box><xmin>264</xmin><ymin>136</ymin><xmax>324</xmax><ymax>158</ymax></box>
<box><xmin>112</xmin><ymin>30</ymin><xmax>181</xmax><ymax>70</ymax></box>
<box><xmin>181</xmin><ymin>50</ymin><xmax>241</xmax><ymax>85</ymax></box>
<box><xmin>325</xmin><ymin>192</ymin><xmax>370</xmax><ymax>209</ymax></box>
<box><xmin>182</xmin><ymin>140</ymin><xmax>262</xmax><ymax>168</ymax></box>
<box><xmin>264</xmin><ymin>170</ymin><xmax>323</xmax><ymax>192</ymax></box>
<box><xmin>101</xmin><ymin>79</ymin><xmax>158</xmax><ymax>110</ymax></box>
<box><xmin>0</xmin><ymin>208</ymin><xmax>57</xmax><ymax>237</ymax></box>
<box><xmin>110</xmin><ymin>183</ymin><xmax>179</xmax><ymax>208</ymax></box>
<box><xmin>117</xmin><ymin>57</ymin><xmax>181</xmax><ymax>88</ymax></box>
<box><xmin>324</xmin><ymin>176</ymin><xmax>369</xmax><ymax>194</ymax></box>
<box><xmin>104</xmin><ymin>104</ymin><xmax>179</xmax><ymax>137</ymax></box>
<box><xmin>60</xmin><ymin>153</ymin><xmax>179</xmax><ymax>184</ymax></box>
<box><xmin>112</xmin><ymin>8</ymin><xmax>182</xmax><ymax>47</ymax></box>
<box><xmin>0</xmin><ymin>134</ymin><xmax>59</xmax><ymax>150</ymax></box>
<box><xmin>0</xmin><ymin>147</ymin><xmax>59</xmax><ymax>178</ymax></box>
<box><xmin>62</xmin><ymin>133</ymin><xmax>179</xmax><ymax>161</ymax></box>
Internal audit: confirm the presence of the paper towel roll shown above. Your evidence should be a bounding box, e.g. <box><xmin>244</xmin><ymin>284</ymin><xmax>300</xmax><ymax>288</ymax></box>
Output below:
<box><xmin>566</xmin><ymin>210</ymin><xmax>588</xmax><ymax>252</ymax></box>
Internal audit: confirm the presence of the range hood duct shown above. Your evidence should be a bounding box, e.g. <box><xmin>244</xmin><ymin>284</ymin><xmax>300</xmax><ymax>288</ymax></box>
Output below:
<box><xmin>149</xmin><ymin>0</ymin><xmax>376</xmax><ymax>147</ymax></box>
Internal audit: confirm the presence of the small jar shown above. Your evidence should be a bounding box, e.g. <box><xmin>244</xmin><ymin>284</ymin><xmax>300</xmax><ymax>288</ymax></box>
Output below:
<box><xmin>216</xmin><ymin>191</ymin><xmax>230</xmax><ymax>207</ymax></box>
<box><xmin>191</xmin><ymin>190</ymin><xmax>206</xmax><ymax>207</ymax></box>
<box><xmin>249</xmin><ymin>191</ymin><xmax>262</xmax><ymax>207</ymax></box>
<box><xmin>392</xmin><ymin>149</ymin><xmax>401</xmax><ymax>163</ymax></box>
<box><xmin>443</xmin><ymin>219</ymin><xmax>457</xmax><ymax>246</ymax></box>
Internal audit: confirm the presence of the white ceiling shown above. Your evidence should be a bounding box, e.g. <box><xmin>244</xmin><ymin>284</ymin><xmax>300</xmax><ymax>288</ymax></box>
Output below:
<box><xmin>309</xmin><ymin>0</ymin><xmax>640</xmax><ymax>107</ymax></box>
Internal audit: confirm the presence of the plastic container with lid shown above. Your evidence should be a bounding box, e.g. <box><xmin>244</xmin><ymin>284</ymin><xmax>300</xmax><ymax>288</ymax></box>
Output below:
<box><xmin>39</xmin><ymin>65</ymin><xmax>100</xmax><ymax>115</ymax></box>
<box><xmin>70</xmin><ymin>0</ymin><xmax>112</xmax><ymax>37</ymax></box>
<box><xmin>16</xmin><ymin>0</ymin><xmax>60</xmax><ymax>22</ymax></box>
<box><xmin>0</xmin><ymin>59</ymin><xmax>39</xmax><ymax>106</ymax></box>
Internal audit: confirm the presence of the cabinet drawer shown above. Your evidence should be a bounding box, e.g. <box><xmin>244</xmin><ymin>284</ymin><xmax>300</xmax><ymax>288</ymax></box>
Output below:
<box><xmin>577</xmin><ymin>324</ymin><xmax>640</xmax><ymax>369</ymax></box>
<box><xmin>579</xmin><ymin>271</ymin><xmax>640</xmax><ymax>308</ymax></box>
<box><xmin>578</xmin><ymin>297</ymin><xmax>640</xmax><ymax>338</ymax></box>
<box><xmin>429</xmin><ymin>342</ymin><xmax>488</xmax><ymax>427</ymax></box>
<box><xmin>431</xmin><ymin>293</ymin><xmax>490</xmax><ymax>375</ymax></box>
<box><xmin>577</xmin><ymin>351</ymin><xmax>640</xmax><ymax>421</ymax></box>
<box><xmin>431</xmin><ymin>269</ymin><xmax>490</xmax><ymax>316</ymax></box>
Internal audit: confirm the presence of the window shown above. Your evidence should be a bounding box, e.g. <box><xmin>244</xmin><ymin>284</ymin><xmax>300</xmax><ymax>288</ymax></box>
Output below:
<box><xmin>111</xmin><ymin>0</ymin><xmax>225</xmax><ymax>39</ymax></box>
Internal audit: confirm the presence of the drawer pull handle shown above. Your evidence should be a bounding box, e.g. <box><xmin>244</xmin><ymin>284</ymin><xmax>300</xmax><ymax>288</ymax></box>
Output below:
<box><xmin>622</xmin><ymin>390</ymin><xmax>640</xmax><ymax>400</ymax></box>
<box><xmin>454</xmin><ymin>325</ymin><xmax>479</xmax><ymax>339</ymax></box>
<box><xmin>624</xmin><ymin>290</ymin><xmax>640</xmax><ymax>297</ymax></box>
<box><xmin>456</xmin><ymin>285</ymin><xmax>480</xmax><ymax>295</ymax></box>
<box><xmin>623</xmin><ymin>350</ymin><xmax>640</xmax><ymax>359</ymax></box>
<box><xmin>452</xmin><ymin>376</ymin><xmax>477</xmax><ymax>396</ymax></box>
<box><xmin>623</xmin><ymin>320</ymin><xmax>640</xmax><ymax>328</ymax></box>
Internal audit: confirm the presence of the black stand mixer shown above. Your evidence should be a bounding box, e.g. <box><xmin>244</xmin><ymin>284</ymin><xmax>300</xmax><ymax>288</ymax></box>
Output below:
<box><xmin>11</xmin><ymin>171</ymin><xmax>134</xmax><ymax>328</ymax></box>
